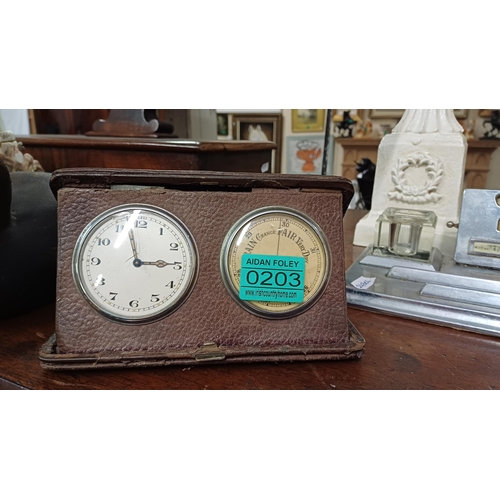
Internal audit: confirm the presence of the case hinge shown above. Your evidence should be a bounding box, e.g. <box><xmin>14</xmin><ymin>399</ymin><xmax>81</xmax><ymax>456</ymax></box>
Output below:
<box><xmin>194</xmin><ymin>342</ymin><xmax>226</xmax><ymax>362</ymax></box>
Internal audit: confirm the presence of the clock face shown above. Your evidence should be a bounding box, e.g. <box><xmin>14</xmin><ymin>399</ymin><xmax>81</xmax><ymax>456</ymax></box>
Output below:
<box><xmin>72</xmin><ymin>204</ymin><xmax>198</xmax><ymax>323</ymax></box>
<box><xmin>220</xmin><ymin>207</ymin><xmax>331</xmax><ymax>319</ymax></box>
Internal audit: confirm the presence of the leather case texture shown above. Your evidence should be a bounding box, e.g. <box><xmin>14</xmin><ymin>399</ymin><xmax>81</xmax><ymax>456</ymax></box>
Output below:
<box><xmin>40</xmin><ymin>169</ymin><xmax>364</xmax><ymax>370</ymax></box>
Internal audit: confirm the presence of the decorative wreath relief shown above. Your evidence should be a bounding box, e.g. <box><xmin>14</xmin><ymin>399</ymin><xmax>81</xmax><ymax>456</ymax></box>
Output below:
<box><xmin>388</xmin><ymin>152</ymin><xmax>443</xmax><ymax>204</ymax></box>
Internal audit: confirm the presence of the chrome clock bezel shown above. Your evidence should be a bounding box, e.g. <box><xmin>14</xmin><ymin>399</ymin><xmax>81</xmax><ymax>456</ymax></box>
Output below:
<box><xmin>72</xmin><ymin>203</ymin><xmax>199</xmax><ymax>325</ymax></box>
<box><xmin>220</xmin><ymin>206</ymin><xmax>332</xmax><ymax>320</ymax></box>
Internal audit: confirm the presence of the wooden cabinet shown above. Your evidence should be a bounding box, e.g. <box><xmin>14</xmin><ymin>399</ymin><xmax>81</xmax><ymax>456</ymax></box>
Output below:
<box><xmin>336</xmin><ymin>138</ymin><xmax>499</xmax><ymax>189</ymax></box>
<box><xmin>335</xmin><ymin>139</ymin><xmax>379</xmax><ymax>180</ymax></box>
<box><xmin>20</xmin><ymin>109</ymin><xmax>271</xmax><ymax>174</ymax></box>
<box><xmin>17</xmin><ymin>135</ymin><xmax>275</xmax><ymax>174</ymax></box>
<box><xmin>463</xmin><ymin>140</ymin><xmax>499</xmax><ymax>188</ymax></box>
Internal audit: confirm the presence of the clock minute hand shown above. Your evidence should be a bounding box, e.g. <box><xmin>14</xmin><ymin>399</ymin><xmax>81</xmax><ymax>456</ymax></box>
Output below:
<box><xmin>128</xmin><ymin>229</ymin><xmax>139</xmax><ymax>259</ymax></box>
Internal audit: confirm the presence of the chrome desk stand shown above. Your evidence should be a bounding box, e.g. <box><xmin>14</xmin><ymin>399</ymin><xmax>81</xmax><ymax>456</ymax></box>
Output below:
<box><xmin>346</xmin><ymin>193</ymin><xmax>500</xmax><ymax>338</ymax></box>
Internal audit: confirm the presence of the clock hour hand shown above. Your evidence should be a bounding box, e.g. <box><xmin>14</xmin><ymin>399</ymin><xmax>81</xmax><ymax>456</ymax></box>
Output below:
<box><xmin>141</xmin><ymin>260</ymin><xmax>181</xmax><ymax>268</ymax></box>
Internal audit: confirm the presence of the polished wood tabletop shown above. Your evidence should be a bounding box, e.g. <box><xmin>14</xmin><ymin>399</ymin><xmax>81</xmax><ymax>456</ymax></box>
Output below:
<box><xmin>1</xmin><ymin>210</ymin><xmax>499</xmax><ymax>390</ymax></box>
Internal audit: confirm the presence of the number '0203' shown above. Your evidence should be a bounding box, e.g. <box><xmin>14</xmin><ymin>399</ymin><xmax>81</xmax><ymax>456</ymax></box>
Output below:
<box><xmin>245</xmin><ymin>270</ymin><xmax>301</xmax><ymax>287</ymax></box>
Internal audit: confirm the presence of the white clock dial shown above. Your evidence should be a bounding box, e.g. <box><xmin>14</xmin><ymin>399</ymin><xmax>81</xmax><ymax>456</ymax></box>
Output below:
<box><xmin>72</xmin><ymin>204</ymin><xmax>198</xmax><ymax>323</ymax></box>
<box><xmin>220</xmin><ymin>206</ymin><xmax>331</xmax><ymax>319</ymax></box>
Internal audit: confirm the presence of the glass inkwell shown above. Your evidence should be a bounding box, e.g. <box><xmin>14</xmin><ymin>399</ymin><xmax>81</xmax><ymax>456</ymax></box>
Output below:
<box><xmin>353</xmin><ymin>207</ymin><xmax>441</xmax><ymax>272</ymax></box>
<box><xmin>373</xmin><ymin>208</ymin><xmax>437</xmax><ymax>262</ymax></box>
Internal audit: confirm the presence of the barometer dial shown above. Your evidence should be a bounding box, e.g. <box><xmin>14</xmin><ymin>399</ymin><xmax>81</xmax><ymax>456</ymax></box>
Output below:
<box><xmin>220</xmin><ymin>207</ymin><xmax>331</xmax><ymax>319</ymax></box>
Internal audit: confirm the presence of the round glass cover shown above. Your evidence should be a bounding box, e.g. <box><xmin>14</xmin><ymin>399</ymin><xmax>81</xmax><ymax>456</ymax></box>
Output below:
<box><xmin>220</xmin><ymin>206</ymin><xmax>331</xmax><ymax>319</ymax></box>
<box><xmin>72</xmin><ymin>204</ymin><xmax>198</xmax><ymax>323</ymax></box>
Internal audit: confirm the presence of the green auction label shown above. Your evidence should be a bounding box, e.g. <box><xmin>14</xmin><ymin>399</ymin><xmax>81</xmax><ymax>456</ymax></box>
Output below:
<box><xmin>239</xmin><ymin>254</ymin><xmax>305</xmax><ymax>303</ymax></box>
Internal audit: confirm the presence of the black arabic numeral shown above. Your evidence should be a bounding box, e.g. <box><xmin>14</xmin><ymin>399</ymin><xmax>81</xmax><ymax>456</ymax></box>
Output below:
<box><xmin>170</xmin><ymin>242</ymin><xmax>179</xmax><ymax>251</ymax></box>
<box><xmin>289</xmin><ymin>273</ymin><xmax>301</xmax><ymax>287</ymax></box>
<box><xmin>260</xmin><ymin>271</ymin><xmax>273</xmax><ymax>286</ymax></box>
<box><xmin>275</xmin><ymin>272</ymin><xmax>287</xmax><ymax>287</ymax></box>
<box><xmin>151</xmin><ymin>294</ymin><xmax>160</xmax><ymax>303</ymax></box>
<box><xmin>109</xmin><ymin>292</ymin><xmax>118</xmax><ymax>301</ymax></box>
<box><xmin>91</xmin><ymin>257</ymin><xmax>101</xmax><ymax>266</ymax></box>
<box><xmin>98</xmin><ymin>238</ymin><xmax>111</xmax><ymax>246</ymax></box>
<box><xmin>246</xmin><ymin>270</ymin><xmax>259</xmax><ymax>285</ymax></box>
<box><xmin>129</xmin><ymin>300</ymin><xmax>139</xmax><ymax>308</ymax></box>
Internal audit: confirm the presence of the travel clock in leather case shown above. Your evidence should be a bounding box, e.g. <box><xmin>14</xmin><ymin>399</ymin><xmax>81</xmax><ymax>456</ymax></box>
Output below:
<box><xmin>39</xmin><ymin>168</ymin><xmax>364</xmax><ymax>370</ymax></box>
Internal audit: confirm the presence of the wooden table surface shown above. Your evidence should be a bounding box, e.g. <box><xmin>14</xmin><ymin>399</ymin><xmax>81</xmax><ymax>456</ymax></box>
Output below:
<box><xmin>1</xmin><ymin>210</ymin><xmax>499</xmax><ymax>390</ymax></box>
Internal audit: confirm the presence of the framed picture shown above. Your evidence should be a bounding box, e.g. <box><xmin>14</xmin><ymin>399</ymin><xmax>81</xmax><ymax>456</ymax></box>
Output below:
<box><xmin>232</xmin><ymin>113</ymin><xmax>282</xmax><ymax>172</ymax></box>
<box><xmin>368</xmin><ymin>109</ymin><xmax>405</xmax><ymax>119</ymax></box>
<box><xmin>291</xmin><ymin>109</ymin><xmax>325</xmax><ymax>132</ymax></box>
<box><xmin>285</xmin><ymin>135</ymin><xmax>334</xmax><ymax>175</ymax></box>
<box><xmin>216</xmin><ymin>113</ymin><xmax>229</xmax><ymax>137</ymax></box>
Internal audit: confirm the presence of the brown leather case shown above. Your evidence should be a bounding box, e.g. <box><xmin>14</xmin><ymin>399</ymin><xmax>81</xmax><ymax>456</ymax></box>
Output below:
<box><xmin>40</xmin><ymin>169</ymin><xmax>364</xmax><ymax>370</ymax></box>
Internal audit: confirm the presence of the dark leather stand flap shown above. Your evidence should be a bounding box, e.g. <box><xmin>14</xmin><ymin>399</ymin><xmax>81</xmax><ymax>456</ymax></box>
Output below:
<box><xmin>50</xmin><ymin>168</ymin><xmax>354</xmax><ymax>215</ymax></box>
<box><xmin>40</xmin><ymin>321</ymin><xmax>364</xmax><ymax>370</ymax></box>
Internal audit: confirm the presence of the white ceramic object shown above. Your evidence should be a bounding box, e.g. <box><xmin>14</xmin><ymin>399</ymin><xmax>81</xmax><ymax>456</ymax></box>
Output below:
<box><xmin>353</xmin><ymin>109</ymin><xmax>467</xmax><ymax>255</ymax></box>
